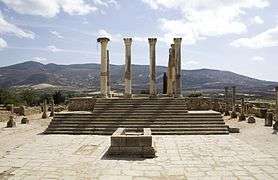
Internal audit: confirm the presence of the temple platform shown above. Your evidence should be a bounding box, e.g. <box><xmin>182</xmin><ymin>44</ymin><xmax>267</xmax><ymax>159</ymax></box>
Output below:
<box><xmin>44</xmin><ymin>98</ymin><xmax>229</xmax><ymax>135</ymax></box>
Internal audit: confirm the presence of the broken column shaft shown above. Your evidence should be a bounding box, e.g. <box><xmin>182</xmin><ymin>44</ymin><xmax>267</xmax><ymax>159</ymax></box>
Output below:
<box><xmin>124</xmin><ymin>38</ymin><xmax>132</xmax><ymax>97</ymax></box>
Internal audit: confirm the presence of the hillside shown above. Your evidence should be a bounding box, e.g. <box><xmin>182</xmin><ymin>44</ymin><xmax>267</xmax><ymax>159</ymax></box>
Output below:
<box><xmin>0</xmin><ymin>61</ymin><xmax>277</xmax><ymax>93</ymax></box>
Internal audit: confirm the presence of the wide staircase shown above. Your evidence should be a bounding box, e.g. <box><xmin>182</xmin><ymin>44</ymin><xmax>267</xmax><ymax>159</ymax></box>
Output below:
<box><xmin>45</xmin><ymin>98</ymin><xmax>229</xmax><ymax>135</ymax></box>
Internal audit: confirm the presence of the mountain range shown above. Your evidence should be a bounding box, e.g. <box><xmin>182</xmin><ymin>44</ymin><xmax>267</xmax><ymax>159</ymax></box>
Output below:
<box><xmin>0</xmin><ymin>61</ymin><xmax>277</xmax><ymax>93</ymax></box>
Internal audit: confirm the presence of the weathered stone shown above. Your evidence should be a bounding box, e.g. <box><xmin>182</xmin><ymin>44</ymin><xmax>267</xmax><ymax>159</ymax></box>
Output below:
<box><xmin>273</xmin><ymin>121</ymin><xmax>278</xmax><ymax>130</ymax></box>
<box><xmin>97</xmin><ymin>37</ymin><xmax>110</xmax><ymax>97</ymax></box>
<box><xmin>6</xmin><ymin>115</ymin><xmax>16</xmax><ymax>128</ymax></box>
<box><xmin>247</xmin><ymin>116</ymin><xmax>256</xmax><ymax>123</ymax></box>
<box><xmin>265</xmin><ymin>112</ymin><xmax>273</xmax><ymax>126</ymax></box>
<box><xmin>50</xmin><ymin>100</ymin><xmax>54</xmax><ymax>117</ymax></box>
<box><xmin>228</xmin><ymin>127</ymin><xmax>240</xmax><ymax>133</ymax></box>
<box><xmin>238</xmin><ymin>98</ymin><xmax>246</xmax><ymax>121</ymax></box>
<box><xmin>124</xmin><ymin>38</ymin><xmax>132</xmax><ymax>97</ymax></box>
<box><xmin>18</xmin><ymin>106</ymin><xmax>26</xmax><ymax>116</ymax></box>
<box><xmin>68</xmin><ymin>97</ymin><xmax>96</xmax><ymax>111</ymax></box>
<box><xmin>231</xmin><ymin>111</ymin><xmax>237</xmax><ymax>119</ymax></box>
<box><xmin>108</xmin><ymin>128</ymin><xmax>155</xmax><ymax>158</ymax></box>
<box><xmin>148</xmin><ymin>38</ymin><xmax>157</xmax><ymax>97</ymax></box>
<box><xmin>42</xmin><ymin>100</ymin><xmax>48</xmax><ymax>119</ymax></box>
<box><xmin>21</xmin><ymin>117</ymin><xmax>29</xmax><ymax>124</ymax></box>
<box><xmin>174</xmin><ymin>38</ymin><xmax>182</xmax><ymax>96</ymax></box>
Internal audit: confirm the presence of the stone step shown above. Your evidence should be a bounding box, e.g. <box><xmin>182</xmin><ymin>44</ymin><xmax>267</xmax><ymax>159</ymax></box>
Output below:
<box><xmin>51</xmin><ymin>119</ymin><xmax>225</xmax><ymax>124</ymax></box>
<box><xmin>46</xmin><ymin>126</ymin><xmax>228</xmax><ymax>131</ymax></box>
<box><xmin>55</xmin><ymin>114</ymin><xmax>222</xmax><ymax>118</ymax></box>
<box><xmin>44</xmin><ymin>130</ymin><xmax>229</xmax><ymax>135</ymax></box>
<box><xmin>48</xmin><ymin>124</ymin><xmax>228</xmax><ymax>129</ymax></box>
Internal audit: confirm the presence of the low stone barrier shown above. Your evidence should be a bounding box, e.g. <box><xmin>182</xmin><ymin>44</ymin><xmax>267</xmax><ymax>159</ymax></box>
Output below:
<box><xmin>68</xmin><ymin>97</ymin><xmax>96</xmax><ymax>111</ymax></box>
<box><xmin>107</xmin><ymin>128</ymin><xmax>155</xmax><ymax>158</ymax></box>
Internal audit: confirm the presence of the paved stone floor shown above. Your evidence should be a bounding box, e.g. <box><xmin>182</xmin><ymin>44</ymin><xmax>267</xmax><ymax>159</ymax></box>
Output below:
<box><xmin>0</xmin><ymin>114</ymin><xmax>277</xmax><ymax>180</ymax></box>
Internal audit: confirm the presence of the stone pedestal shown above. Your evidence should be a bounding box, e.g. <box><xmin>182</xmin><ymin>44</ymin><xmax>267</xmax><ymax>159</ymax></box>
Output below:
<box><xmin>224</xmin><ymin>87</ymin><xmax>230</xmax><ymax>116</ymax></box>
<box><xmin>42</xmin><ymin>100</ymin><xmax>48</xmax><ymax>119</ymax></box>
<box><xmin>174</xmin><ymin>38</ymin><xmax>182</xmax><ymax>96</ymax></box>
<box><xmin>97</xmin><ymin>37</ymin><xmax>110</xmax><ymax>97</ymax></box>
<box><xmin>148</xmin><ymin>38</ymin><xmax>157</xmax><ymax>97</ymax></box>
<box><xmin>108</xmin><ymin>128</ymin><xmax>155</xmax><ymax>158</ymax></box>
<box><xmin>21</xmin><ymin>117</ymin><xmax>29</xmax><ymax>124</ymax></box>
<box><xmin>238</xmin><ymin>98</ymin><xmax>246</xmax><ymax>121</ymax></box>
<box><xmin>265</xmin><ymin>112</ymin><xmax>273</xmax><ymax>127</ymax></box>
<box><xmin>124</xmin><ymin>38</ymin><xmax>132</xmax><ymax>98</ymax></box>
<box><xmin>6</xmin><ymin>115</ymin><xmax>16</xmax><ymax>128</ymax></box>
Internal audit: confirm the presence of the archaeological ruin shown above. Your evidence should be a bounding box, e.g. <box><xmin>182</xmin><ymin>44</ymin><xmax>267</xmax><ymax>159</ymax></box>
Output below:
<box><xmin>44</xmin><ymin>37</ymin><xmax>231</xmax><ymax>135</ymax></box>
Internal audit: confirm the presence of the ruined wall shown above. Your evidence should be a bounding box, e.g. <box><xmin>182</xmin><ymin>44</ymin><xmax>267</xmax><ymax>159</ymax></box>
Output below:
<box><xmin>68</xmin><ymin>97</ymin><xmax>96</xmax><ymax>111</ymax></box>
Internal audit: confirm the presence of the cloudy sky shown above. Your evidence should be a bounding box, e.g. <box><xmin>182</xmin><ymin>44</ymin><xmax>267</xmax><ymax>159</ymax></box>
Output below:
<box><xmin>0</xmin><ymin>0</ymin><xmax>277</xmax><ymax>81</ymax></box>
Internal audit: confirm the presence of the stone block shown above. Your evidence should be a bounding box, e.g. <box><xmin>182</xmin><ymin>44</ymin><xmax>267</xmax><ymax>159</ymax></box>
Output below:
<box><xmin>247</xmin><ymin>116</ymin><xmax>256</xmax><ymax>123</ymax></box>
<box><xmin>6</xmin><ymin>116</ymin><xmax>16</xmax><ymax>128</ymax></box>
<box><xmin>21</xmin><ymin>117</ymin><xmax>29</xmax><ymax>124</ymax></box>
<box><xmin>265</xmin><ymin>112</ymin><xmax>273</xmax><ymax>127</ymax></box>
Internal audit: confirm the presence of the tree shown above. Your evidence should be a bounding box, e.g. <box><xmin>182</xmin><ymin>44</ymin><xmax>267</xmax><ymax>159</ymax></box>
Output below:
<box><xmin>20</xmin><ymin>89</ymin><xmax>39</xmax><ymax>106</ymax></box>
<box><xmin>53</xmin><ymin>91</ymin><xmax>65</xmax><ymax>104</ymax></box>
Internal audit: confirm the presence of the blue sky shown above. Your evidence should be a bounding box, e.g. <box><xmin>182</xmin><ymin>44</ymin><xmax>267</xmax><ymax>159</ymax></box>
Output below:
<box><xmin>0</xmin><ymin>0</ymin><xmax>277</xmax><ymax>81</ymax></box>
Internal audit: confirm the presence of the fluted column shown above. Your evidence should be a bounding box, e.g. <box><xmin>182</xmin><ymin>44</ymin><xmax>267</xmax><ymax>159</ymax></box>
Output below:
<box><xmin>174</xmin><ymin>38</ymin><xmax>182</xmax><ymax>96</ymax></box>
<box><xmin>97</xmin><ymin>37</ymin><xmax>110</xmax><ymax>97</ymax></box>
<box><xmin>148</xmin><ymin>38</ymin><xmax>157</xmax><ymax>97</ymax></box>
<box><xmin>124</xmin><ymin>38</ymin><xmax>132</xmax><ymax>97</ymax></box>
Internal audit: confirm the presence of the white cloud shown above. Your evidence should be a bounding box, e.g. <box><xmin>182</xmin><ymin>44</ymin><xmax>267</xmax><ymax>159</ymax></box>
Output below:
<box><xmin>185</xmin><ymin>60</ymin><xmax>199</xmax><ymax>65</ymax></box>
<box><xmin>251</xmin><ymin>56</ymin><xmax>265</xmax><ymax>62</ymax></box>
<box><xmin>0</xmin><ymin>37</ymin><xmax>7</xmax><ymax>49</ymax></box>
<box><xmin>0</xmin><ymin>0</ymin><xmax>97</xmax><ymax>18</ymax></box>
<box><xmin>33</xmin><ymin>56</ymin><xmax>47</xmax><ymax>62</ymax></box>
<box><xmin>230</xmin><ymin>25</ymin><xmax>278</xmax><ymax>49</ymax></box>
<box><xmin>142</xmin><ymin>0</ymin><xmax>270</xmax><ymax>45</ymax></box>
<box><xmin>0</xmin><ymin>11</ymin><xmax>35</xmax><ymax>39</ymax></box>
<box><xmin>50</xmin><ymin>31</ymin><xmax>63</xmax><ymax>39</ymax></box>
<box><xmin>47</xmin><ymin>45</ymin><xmax>62</xmax><ymax>52</ymax></box>
<box><xmin>251</xmin><ymin>16</ymin><xmax>264</xmax><ymax>24</ymax></box>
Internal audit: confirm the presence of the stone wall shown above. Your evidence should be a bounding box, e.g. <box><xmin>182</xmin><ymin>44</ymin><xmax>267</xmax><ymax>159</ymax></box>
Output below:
<box><xmin>14</xmin><ymin>106</ymin><xmax>41</xmax><ymax>116</ymax></box>
<box><xmin>68</xmin><ymin>97</ymin><xmax>96</xmax><ymax>111</ymax></box>
<box><xmin>185</xmin><ymin>97</ymin><xmax>224</xmax><ymax>112</ymax></box>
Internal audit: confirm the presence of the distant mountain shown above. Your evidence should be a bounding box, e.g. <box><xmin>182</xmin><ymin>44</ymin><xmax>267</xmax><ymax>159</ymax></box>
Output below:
<box><xmin>0</xmin><ymin>61</ymin><xmax>277</xmax><ymax>93</ymax></box>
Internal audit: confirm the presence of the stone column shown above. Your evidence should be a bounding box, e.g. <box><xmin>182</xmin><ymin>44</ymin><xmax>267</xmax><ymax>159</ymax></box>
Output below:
<box><xmin>107</xmin><ymin>50</ymin><xmax>111</xmax><ymax>97</ymax></box>
<box><xmin>224</xmin><ymin>87</ymin><xmax>230</xmax><ymax>116</ymax></box>
<box><xmin>97</xmin><ymin>37</ymin><xmax>110</xmax><ymax>97</ymax></box>
<box><xmin>231</xmin><ymin>86</ymin><xmax>237</xmax><ymax>118</ymax></box>
<box><xmin>124</xmin><ymin>38</ymin><xmax>132</xmax><ymax>97</ymax></box>
<box><xmin>148</xmin><ymin>38</ymin><xmax>157</xmax><ymax>97</ymax></box>
<box><xmin>171</xmin><ymin>44</ymin><xmax>176</xmax><ymax>95</ymax></box>
<box><xmin>167</xmin><ymin>47</ymin><xmax>173</xmax><ymax>96</ymax></box>
<box><xmin>174</xmin><ymin>38</ymin><xmax>182</xmax><ymax>96</ymax></box>
<box><xmin>239</xmin><ymin>98</ymin><xmax>246</xmax><ymax>121</ymax></box>
<box><xmin>6</xmin><ymin>104</ymin><xmax>16</xmax><ymax>128</ymax></box>
<box><xmin>50</xmin><ymin>99</ymin><xmax>54</xmax><ymax>117</ymax></box>
<box><xmin>42</xmin><ymin>99</ymin><xmax>48</xmax><ymax>119</ymax></box>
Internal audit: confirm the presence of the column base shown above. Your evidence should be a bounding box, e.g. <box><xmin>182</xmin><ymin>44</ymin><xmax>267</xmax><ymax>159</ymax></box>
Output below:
<box><xmin>124</xmin><ymin>93</ymin><xmax>132</xmax><ymax>98</ymax></box>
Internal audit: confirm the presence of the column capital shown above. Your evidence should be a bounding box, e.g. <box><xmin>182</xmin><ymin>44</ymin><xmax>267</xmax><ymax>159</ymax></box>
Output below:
<box><xmin>97</xmin><ymin>37</ymin><xmax>110</xmax><ymax>43</ymax></box>
<box><xmin>148</xmin><ymin>38</ymin><xmax>157</xmax><ymax>45</ymax></box>
<box><xmin>174</xmin><ymin>38</ymin><xmax>182</xmax><ymax>44</ymax></box>
<box><xmin>124</xmin><ymin>38</ymin><xmax>132</xmax><ymax>46</ymax></box>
